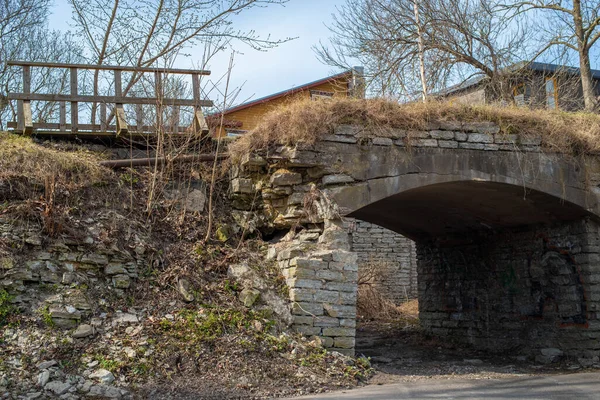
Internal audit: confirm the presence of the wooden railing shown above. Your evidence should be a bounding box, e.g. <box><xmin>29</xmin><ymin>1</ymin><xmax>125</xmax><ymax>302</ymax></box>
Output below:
<box><xmin>6</xmin><ymin>61</ymin><xmax>213</xmax><ymax>137</ymax></box>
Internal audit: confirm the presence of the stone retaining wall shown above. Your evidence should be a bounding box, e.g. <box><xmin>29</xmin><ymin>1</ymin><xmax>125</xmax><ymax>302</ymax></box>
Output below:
<box><xmin>347</xmin><ymin>219</ymin><xmax>417</xmax><ymax>302</ymax></box>
<box><xmin>418</xmin><ymin>218</ymin><xmax>600</xmax><ymax>364</ymax></box>
<box><xmin>323</xmin><ymin>122</ymin><xmax>543</xmax><ymax>152</ymax></box>
<box><xmin>0</xmin><ymin>217</ymin><xmax>147</xmax><ymax>328</ymax></box>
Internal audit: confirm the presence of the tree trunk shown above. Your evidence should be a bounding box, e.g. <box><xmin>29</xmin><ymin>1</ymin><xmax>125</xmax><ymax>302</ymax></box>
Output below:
<box><xmin>573</xmin><ymin>0</ymin><xmax>597</xmax><ymax>112</ymax></box>
<box><xmin>578</xmin><ymin>48</ymin><xmax>597</xmax><ymax>111</ymax></box>
<box><xmin>413</xmin><ymin>0</ymin><xmax>427</xmax><ymax>101</ymax></box>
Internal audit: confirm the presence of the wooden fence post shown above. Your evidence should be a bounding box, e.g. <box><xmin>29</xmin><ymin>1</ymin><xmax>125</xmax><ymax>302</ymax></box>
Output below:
<box><xmin>136</xmin><ymin>104</ymin><xmax>143</xmax><ymax>133</ymax></box>
<box><xmin>155</xmin><ymin>71</ymin><xmax>163</xmax><ymax>133</ymax></box>
<box><xmin>70</xmin><ymin>67</ymin><xmax>78</xmax><ymax>133</ymax></box>
<box><xmin>114</xmin><ymin>69</ymin><xmax>128</xmax><ymax>136</ymax></box>
<box><xmin>22</xmin><ymin>66</ymin><xmax>33</xmax><ymax>134</ymax></box>
<box><xmin>191</xmin><ymin>73</ymin><xmax>208</xmax><ymax>135</ymax></box>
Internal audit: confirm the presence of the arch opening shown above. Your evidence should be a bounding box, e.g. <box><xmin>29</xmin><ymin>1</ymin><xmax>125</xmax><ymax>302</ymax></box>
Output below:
<box><xmin>346</xmin><ymin>180</ymin><xmax>600</xmax><ymax>363</ymax></box>
<box><xmin>348</xmin><ymin>180</ymin><xmax>595</xmax><ymax>241</ymax></box>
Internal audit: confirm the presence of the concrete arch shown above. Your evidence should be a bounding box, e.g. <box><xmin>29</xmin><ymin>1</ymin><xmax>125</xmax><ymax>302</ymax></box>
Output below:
<box><xmin>348</xmin><ymin>180</ymin><xmax>594</xmax><ymax>241</ymax></box>
<box><xmin>321</xmin><ymin>149</ymin><xmax>599</xmax><ymax>240</ymax></box>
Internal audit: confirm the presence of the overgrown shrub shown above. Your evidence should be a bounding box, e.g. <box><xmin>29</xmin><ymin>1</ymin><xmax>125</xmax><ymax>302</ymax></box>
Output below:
<box><xmin>356</xmin><ymin>259</ymin><xmax>404</xmax><ymax>321</ymax></box>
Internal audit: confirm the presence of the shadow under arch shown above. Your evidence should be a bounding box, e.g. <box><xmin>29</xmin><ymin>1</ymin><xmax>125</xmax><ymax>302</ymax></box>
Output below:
<box><xmin>347</xmin><ymin>180</ymin><xmax>597</xmax><ymax>242</ymax></box>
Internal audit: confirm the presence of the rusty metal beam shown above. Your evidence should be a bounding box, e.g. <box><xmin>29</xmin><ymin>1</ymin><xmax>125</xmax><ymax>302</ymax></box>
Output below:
<box><xmin>99</xmin><ymin>154</ymin><xmax>227</xmax><ymax>168</ymax></box>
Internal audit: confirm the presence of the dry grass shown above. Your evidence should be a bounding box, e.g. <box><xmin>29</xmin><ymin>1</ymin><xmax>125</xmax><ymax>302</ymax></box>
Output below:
<box><xmin>357</xmin><ymin>283</ymin><xmax>420</xmax><ymax>326</ymax></box>
<box><xmin>397</xmin><ymin>299</ymin><xmax>419</xmax><ymax>323</ymax></box>
<box><xmin>0</xmin><ymin>132</ymin><xmax>109</xmax><ymax>187</ymax></box>
<box><xmin>357</xmin><ymin>259</ymin><xmax>408</xmax><ymax>322</ymax></box>
<box><xmin>0</xmin><ymin>132</ymin><xmax>117</xmax><ymax>236</ymax></box>
<box><xmin>356</xmin><ymin>258</ymin><xmax>420</xmax><ymax>325</ymax></box>
<box><xmin>357</xmin><ymin>283</ymin><xmax>403</xmax><ymax>321</ymax></box>
<box><xmin>228</xmin><ymin>97</ymin><xmax>600</xmax><ymax>160</ymax></box>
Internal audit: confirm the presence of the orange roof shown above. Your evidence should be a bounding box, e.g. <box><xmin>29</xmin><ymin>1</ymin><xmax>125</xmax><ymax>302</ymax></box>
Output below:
<box><xmin>223</xmin><ymin>70</ymin><xmax>353</xmax><ymax>115</ymax></box>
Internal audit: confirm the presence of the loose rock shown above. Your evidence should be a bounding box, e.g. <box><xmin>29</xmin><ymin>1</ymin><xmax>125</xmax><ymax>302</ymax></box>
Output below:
<box><xmin>239</xmin><ymin>288</ymin><xmax>260</xmax><ymax>307</ymax></box>
<box><xmin>89</xmin><ymin>369</ymin><xmax>115</xmax><ymax>384</ymax></box>
<box><xmin>177</xmin><ymin>278</ymin><xmax>195</xmax><ymax>302</ymax></box>
<box><xmin>72</xmin><ymin>324</ymin><xmax>95</xmax><ymax>338</ymax></box>
<box><xmin>44</xmin><ymin>381</ymin><xmax>71</xmax><ymax>395</ymax></box>
<box><xmin>37</xmin><ymin>371</ymin><xmax>50</xmax><ymax>387</ymax></box>
<box><xmin>37</xmin><ymin>360</ymin><xmax>57</xmax><ymax>370</ymax></box>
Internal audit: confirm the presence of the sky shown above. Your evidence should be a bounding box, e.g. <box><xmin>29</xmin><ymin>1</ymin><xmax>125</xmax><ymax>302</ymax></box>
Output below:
<box><xmin>47</xmin><ymin>0</ymin><xmax>349</xmax><ymax>108</ymax></box>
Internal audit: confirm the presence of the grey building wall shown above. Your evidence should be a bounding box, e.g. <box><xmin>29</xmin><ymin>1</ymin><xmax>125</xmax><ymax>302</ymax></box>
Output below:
<box><xmin>448</xmin><ymin>87</ymin><xmax>486</xmax><ymax>105</ymax></box>
<box><xmin>445</xmin><ymin>72</ymin><xmax>591</xmax><ymax>111</ymax></box>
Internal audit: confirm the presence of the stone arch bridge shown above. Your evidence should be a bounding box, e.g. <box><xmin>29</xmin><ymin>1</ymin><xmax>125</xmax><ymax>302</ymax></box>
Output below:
<box><xmin>231</xmin><ymin>122</ymin><xmax>600</xmax><ymax>362</ymax></box>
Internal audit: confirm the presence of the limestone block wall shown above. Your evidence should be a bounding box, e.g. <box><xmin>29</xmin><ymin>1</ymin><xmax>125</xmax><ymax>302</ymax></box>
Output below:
<box><xmin>0</xmin><ymin>216</ymin><xmax>146</xmax><ymax>328</ymax></box>
<box><xmin>418</xmin><ymin>218</ymin><xmax>600</xmax><ymax>363</ymax></box>
<box><xmin>271</xmin><ymin>225</ymin><xmax>358</xmax><ymax>356</ymax></box>
<box><xmin>231</xmin><ymin>121</ymin><xmax>600</xmax><ymax>361</ymax></box>
<box><xmin>347</xmin><ymin>219</ymin><xmax>417</xmax><ymax>302</ymax></box>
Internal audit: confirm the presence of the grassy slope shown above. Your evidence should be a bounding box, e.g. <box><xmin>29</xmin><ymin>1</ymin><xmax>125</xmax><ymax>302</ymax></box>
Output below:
<box><xmin>0</xmin><ymin>133</ymin><xmax>372</xmax><ymax>398</ymax></box>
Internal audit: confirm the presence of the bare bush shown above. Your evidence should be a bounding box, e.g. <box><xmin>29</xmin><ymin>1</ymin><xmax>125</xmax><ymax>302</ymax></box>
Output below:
<box><xmin>357</xmin><ymin>258</ymin><xmax>404</xmax><ymax>321</ymax></box>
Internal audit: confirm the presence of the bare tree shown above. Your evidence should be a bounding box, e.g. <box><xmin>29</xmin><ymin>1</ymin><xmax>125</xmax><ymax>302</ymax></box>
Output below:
<box><xmin>501</xmin><ymin>0</ymin><xmax>600</xmax><ymax>111</ymax></box>
<box><xmin>413</xmin><ymin>0</ymin><xmax>427</xmax><ymax>101</ymax></box>
<box><xmin>0</xmin><ymin>0</ymin><xmax>84</xmax><ymax>127</ymax></box>
<box><xmin>315</xmin><ymin>0</ymin><xmax>535</xmax><ymax>101</ymax></box>
<box><xmin>66</xmin><ymin>0</ymin><xmax>292</xmax><ymax>124</ymax></box>
<box><xmin>0</xmin><ymin>0</ymin><xmax>48</xmax><ymax>56</ymax></box>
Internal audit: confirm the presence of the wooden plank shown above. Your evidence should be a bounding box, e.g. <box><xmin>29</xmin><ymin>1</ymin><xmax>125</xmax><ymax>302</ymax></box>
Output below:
<box><xmin>22</xmin><ymin>65</ymin><xmax>33</xmax><ymax>134</ymax></box>
<box><xmin>27</xmin><ymin>130</ymin><xmax>157</xmax><ymax>138</ymax></box>
<box><xmin>115</xmin><ymin>104</ymin><xmax>128</xmax><ymax>136</ymax></box>
<box><xmin>7</xmin><ymin>121</ymin><xmax>195</xmax><ymax>132</ymax></box>
<box><xmin>7</xmin><ymin>61</ymin><xmax>211</xmax><ymax>75</ymax></box>
<box><xmin>7</xmin><ymin>92</ymin><xmax>212</xmax><ymax>107</ymax></box>
<box><xmin>22</xmin><ymin>101</ymin><xmax>33</xmax><ymax>135</ymax></box>
<box><xmin>172</xmin><ymin>106</ymin><xmax>179</xmax><ymax>134</ymax></box>
<box><xmin>70</xmin><ymin>67</ymin><xmax>78</xmax><ymax>133</ymax></box>
<box><xmin>114</xmin><ymin>70</ymin><xmax>124</xmax><ymax>135</ymax></box>
<box><xmin>154</xmin><ymin>71</ymin><xmax>163</xmax><ymax>100</ymax></box>
<box><xmin>59</xmin><ymin>102</ymin><xmax>66</xmax><ymax>131</ymax></box>
<box><xmin>136</xmin><ymin>104</ymin><xmax>143</xmax><ymax>132</ymax></box>
<box><xmin>155</xmin><ymin>72</ymin><xmax>163</xmax><ymax>131</ymax></box>
<box><xmin>192</xmin><ymin>74</ymin><xmax>200</xmax><ymax>104</ymax></box>
<box><xmin>193</xmin><ymin>108</ymin><xmax>209</xmax><ymax>135</ymax></box>
<box><xmin>22</xmin><ymin>66</ymin><xmax>31</xmax><ymax>93</ymax></box>
<box><xmin>17</xmin><ymin>100</ymin><xmax>23</xmax><ymax>132</ymax></box>
<box><xmin>114</xmin><ymin>70</ymin><xmax>122</xmax><ymax>96</ymax></box>
<box><xmin>100</xmin><ymin>103</ymin><xmax>107</xmax><ymax>131</ymax></box>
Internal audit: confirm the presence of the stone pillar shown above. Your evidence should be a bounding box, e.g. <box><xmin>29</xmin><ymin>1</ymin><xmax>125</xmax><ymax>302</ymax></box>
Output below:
<box><xmin>273</xmin><ymin>220</ymin><xmax>358</xmax><ymax>356</ymax></box>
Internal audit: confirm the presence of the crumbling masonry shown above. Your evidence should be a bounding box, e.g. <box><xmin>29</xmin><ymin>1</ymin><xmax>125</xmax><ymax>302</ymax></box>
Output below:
<box><xmin>232</xmin><ymin>122</ymin><xmax>600</xmax><ymax>363</ymax></box>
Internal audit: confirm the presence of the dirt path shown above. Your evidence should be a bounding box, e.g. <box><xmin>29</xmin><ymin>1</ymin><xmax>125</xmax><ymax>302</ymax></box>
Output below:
<box><xmin>355</xmin><ymin>321</ymin><xmax>589</xmax><ymax>385</ymax></box>
<box><xmin>287</xmin><ymin>372</ymin><xmax>600</xmax><ymax>400</ymax></box>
